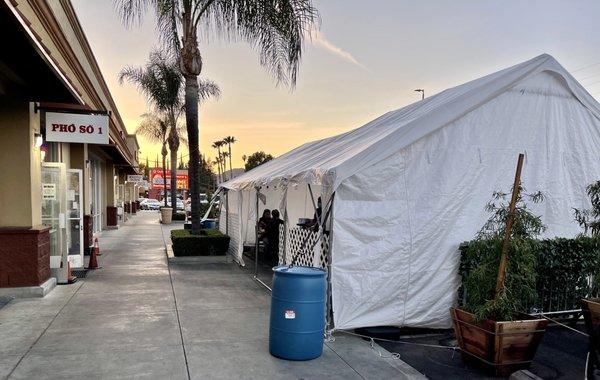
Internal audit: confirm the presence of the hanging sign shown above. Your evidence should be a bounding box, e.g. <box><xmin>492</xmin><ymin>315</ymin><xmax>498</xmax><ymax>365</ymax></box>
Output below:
<box><xmin>127</xmin><ymin>175</ymin><xmax>144</xmax><ymax>183</ymax></box>
<box><xmin>45</xmin><ymin>112</ymin><xmax>109</xmax><ymax>144</ymax></box>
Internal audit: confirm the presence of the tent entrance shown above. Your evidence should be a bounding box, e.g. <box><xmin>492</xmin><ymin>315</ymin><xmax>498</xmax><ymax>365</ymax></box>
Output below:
<box><xmin>224</xmin><ymin>183</ymin><xmax>335</xmax><ymax>331</ymax></box>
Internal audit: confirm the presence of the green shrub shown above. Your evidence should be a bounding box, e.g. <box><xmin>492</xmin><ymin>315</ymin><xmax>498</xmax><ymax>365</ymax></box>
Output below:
<box><xmin>199</xmin><ymin>202</ymin><xmax>218</xmax><ymax>219</ymax></box>
<box><xmin>170</xmin><ymin>229</ymin><xmax>230</xmax><ymax>256</ymax></box>
<box><xmin>172</xmin><ymin>212</ymin><xmax>187</xmax><ymax>221</ymax></box>
<box><xmin>460</xmin><ymin>238</ymin><xmax>538</xmax><ymax>321</ymax></box>
<box><xmin>460</xmin><ymin>186</ymin><xmax>545</xmax><ymax>321</ymax></box>
<box><xmin>460</xmin><ymin>236</ymin><xmax>600</xmax><ymax>317</ymax></box>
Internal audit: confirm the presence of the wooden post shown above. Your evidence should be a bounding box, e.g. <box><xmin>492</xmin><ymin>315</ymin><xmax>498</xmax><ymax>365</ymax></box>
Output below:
<box><xmin>495</xmin><ymin>153</ymin><xmax>525</xmax><ymax>296</ymax></box>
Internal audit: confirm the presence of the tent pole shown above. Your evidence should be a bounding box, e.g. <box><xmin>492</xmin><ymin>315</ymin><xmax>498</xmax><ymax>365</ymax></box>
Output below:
<box><xmin>254</xmin><ymin>187</ymin><xmax>260</xmax><ymax>277</ymax></box>
<box><xmin>225</xmin><ymin>189</ymin><xmax>230</xmax><ymax>263</ymax></box>
<box><xmin>307</xmin><ymin>183</ymin><xmax>322</xmax><ymax>225</ymax></box>
<box><xmin>252</xmin><ymin>186</ymin><xmax>272</xmax><ymax>291</ymax></box>
<box><xmin>281</xmin><ymin>185</ymin><xmax>289</xmax><ymax>265</ymax></box>
<box><xmin>325</xmin><ymin>191</ymin><xmax>336</xmax><ymax>334</ymax></box>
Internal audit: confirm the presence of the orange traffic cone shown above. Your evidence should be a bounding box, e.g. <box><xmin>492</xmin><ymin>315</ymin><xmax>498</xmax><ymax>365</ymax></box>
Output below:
<box><xmin>88</xmin><ymin>242</ymin><xmax>101</xmax><ymax>270</ymax></box>
<box><xmin>67</xmin><ymin>261</ymin><xmax>77</xmax><ymax>284</ymax></box>
<box><xmin>93</xmin><ymin>237</ymin><xmax>102</xmax><ymax>256</ymax></box>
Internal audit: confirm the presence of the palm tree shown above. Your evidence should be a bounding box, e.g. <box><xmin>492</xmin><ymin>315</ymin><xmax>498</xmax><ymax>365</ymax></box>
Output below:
<box><xmin>120</xmin><ymin>51</ymin><xmax>220</xmax><ymax>211</ymax></box>
<box><xmin>221</xmin><ymin>151</ymin><xmax>230</xmax><ymax>181</ymax></box>
<box><xmin>136</xmin><ymin>113</ymin><xmax>169</xmax><ymax>206</ymax></box>
<box><xmin>117</xmin><ymin>0</ymin><xmax>319</xmax><ymax>235</ymax></box>
<box><xmin>223</xmin><ymin>136</ymin><xmax>236</xmax><ymax>181</ymax></box>
<box><xmin>212</xmin><ymin>140</ymin><xmax>224</xmax><ymax>182</ymax></box>
<box><xmin>213</xmin><ymin>156</ymin><xmax>222</xmax><ymax>183</ymax></box>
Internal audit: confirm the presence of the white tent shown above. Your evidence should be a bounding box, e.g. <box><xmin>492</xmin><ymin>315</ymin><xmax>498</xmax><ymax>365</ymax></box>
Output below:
<box><xmin>218</xmin><ymin>54</ymin><xmax>600</xmax><ymax>330</ymax></box>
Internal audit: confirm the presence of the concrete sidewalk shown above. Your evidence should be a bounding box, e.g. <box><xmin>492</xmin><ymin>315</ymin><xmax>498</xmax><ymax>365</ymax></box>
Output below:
<box><xmin>0</xmin><ymin>211</ymin><xmax>423</xmax><ymax>379</ymax></box>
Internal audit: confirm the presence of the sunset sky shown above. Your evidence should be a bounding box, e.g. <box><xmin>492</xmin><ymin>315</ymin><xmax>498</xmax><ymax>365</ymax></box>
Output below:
<box><xmin>71</xmin><ymin>0</ymin><xmax>600</xmax><ymax>169</ymax></box>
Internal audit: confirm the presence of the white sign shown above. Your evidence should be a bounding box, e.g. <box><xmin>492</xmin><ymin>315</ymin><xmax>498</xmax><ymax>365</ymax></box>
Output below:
<box><xmin>127</xmin><ymin>175</ymin><xmax>144</xmax><ymax>183</ymax></box>
<box><xmin>284</xmin><ymin>310</ymin><xmax>296</xmax><ymax>319</ymax></box>
<box><xmin>42</xmin><ymin>183</ymin><xmax>56</xmax><ymax>200</ymax></box>
<box><xmin>45</xmin><ymin>112</ymin><xmax>109</xmax><ymax>144</ymax></box>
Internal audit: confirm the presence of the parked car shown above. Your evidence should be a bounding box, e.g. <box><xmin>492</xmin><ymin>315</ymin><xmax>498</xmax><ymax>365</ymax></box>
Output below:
<box><xmin>167</xmin><ymin>198</ymin><xmax>185</xmax><ymax>210</ymax></box>
<box><xmin>145</xmin><ymin>199</ymin><xmax>161</xmax><ymax>210</ymax></box>
<box><xmin>200</xmin><ymin>193</ymin><xmax>209</xmax><ymax>204</ymax></box>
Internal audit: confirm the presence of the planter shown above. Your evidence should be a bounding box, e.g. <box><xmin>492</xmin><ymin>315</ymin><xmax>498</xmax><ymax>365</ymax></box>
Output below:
<box><xmin>161</xmin><ymin>207</ymin><xmax>173</xmax><ymax>224</ymax></box>
<box><xmin>451</xmin><ymin>307</ymin><xmax>548</xmax><ymax>376</ymax></box>
<box><xmin>581</xmin><ymin>298</ymin><xmax>600</xmax><ymax>377</ymax></box>
<box><xmin>582</xmin><ymin>298</ymin><xmax>600</xmax><ymax>333</ymax></box>
<box><xmin>170</xmin><ymin>229</ymin><xmax>230</xmax><ymax>256</ymax></box>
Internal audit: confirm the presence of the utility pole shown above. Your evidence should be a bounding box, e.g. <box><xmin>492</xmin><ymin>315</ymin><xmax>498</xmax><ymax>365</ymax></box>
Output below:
<box><xmin>414</xmin><ymin>88</ymin><xmax>425</xmax><ymax>100</ymax></box>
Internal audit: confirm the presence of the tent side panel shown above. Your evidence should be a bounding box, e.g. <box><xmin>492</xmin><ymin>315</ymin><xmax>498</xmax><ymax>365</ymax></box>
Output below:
<box><xmin>331</xmin><ymin>71</ymin><xmax>600</xmax><ymax>330</ymax></box>
<box><xmin>331</xmin><ymin>155</ymin><xmax>412</xmax><ymax>329</ymax></box>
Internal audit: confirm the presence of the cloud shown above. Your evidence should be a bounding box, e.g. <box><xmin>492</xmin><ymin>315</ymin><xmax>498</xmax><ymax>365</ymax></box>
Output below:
<box><xmin>312</xmin><ymin>30</ymin><xmax>367</xmax><ymax>71</ymax></box>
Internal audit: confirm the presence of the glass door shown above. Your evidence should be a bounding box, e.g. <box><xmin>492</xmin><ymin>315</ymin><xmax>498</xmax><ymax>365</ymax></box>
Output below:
<box><xmin>117</xmin><ymin>183</ymin><xmax>125</xmax><ymax>222</ymax></box>
<box><xmin>90</xmin><ymin>159</ymin><xmax>103</xmax><ymax>232</ymax></box>
<box><xmin>41</xmin><ymin>163</ymin><xmax>68</xmax><ymax>283</ymax></box>
<box><xmin>67</xmin><ymin>169</ymin><xmax>84</xmax><ymax>268</ymax></box>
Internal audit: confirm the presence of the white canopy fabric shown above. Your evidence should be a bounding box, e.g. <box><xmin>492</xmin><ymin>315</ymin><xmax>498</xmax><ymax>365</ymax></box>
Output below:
<box><xmin>219</xmin><ymin>54</ymin><xmax>600</xmax><ymax>330</ymax></box>
<box><xmin>221</xmin><ymin>54</ymin><xmax>600</xmax><ymax>192</ymax></box>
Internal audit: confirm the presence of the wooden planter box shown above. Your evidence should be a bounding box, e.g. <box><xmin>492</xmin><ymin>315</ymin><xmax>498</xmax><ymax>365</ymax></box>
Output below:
<box><xmin>581</xmin><ymin>298</ymin><xmax>600</xmax><ymax>377</ymax></box>
<box><xmin>451</xmin><ymin>307</ymin><xmax>548</xmax><ymax>376</ymax></box>
<box><xmin>582</xmin><ymin>298</ymin><xmax>600</xmax><ymax>334</ymax></box>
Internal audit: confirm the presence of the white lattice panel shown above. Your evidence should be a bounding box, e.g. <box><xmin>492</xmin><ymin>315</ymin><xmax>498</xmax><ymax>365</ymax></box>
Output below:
<box><xmin>279</xmin><ymin>227</ymin><xmax>329</xmax><ymax>268</ymax></box>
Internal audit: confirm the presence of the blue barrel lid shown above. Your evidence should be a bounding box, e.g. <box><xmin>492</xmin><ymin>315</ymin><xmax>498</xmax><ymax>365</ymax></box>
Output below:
<box><xmin>273</xmin><ymin>266</ymin><xmax>326</xmax><ymax>277</ymax></box>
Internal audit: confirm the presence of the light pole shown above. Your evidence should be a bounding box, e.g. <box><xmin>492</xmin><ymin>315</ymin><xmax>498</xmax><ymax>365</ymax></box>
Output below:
<box><xmin>414</xmin><ymin>89</ymin><xmax>425</xmax><ymax>100</ymax></box>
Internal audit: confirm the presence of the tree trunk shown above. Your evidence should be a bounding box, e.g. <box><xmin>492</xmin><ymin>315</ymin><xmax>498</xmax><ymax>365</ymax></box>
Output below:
<box><xmin>228</xmin><ymin>144</ymin><xmax>233</xmax><ymax>181</ymax></box>
<box><xmin>217</xmin><ymin>157</ymin><xmax>222</xmax><ymax>183</ymax></box>
<box><xmin>162</xmin><ymin>144</ymin><xmax>168</xmax><ymax>207</ymax></box>
<box><xmin>170</xmin><ymin>145</ymin><xmax>178</xmax><ymax>212</ymax></box>
<box><xmin>185</xmin><ymin>75</ymin><xmax>201</xmax><ymax>234</ymax></box>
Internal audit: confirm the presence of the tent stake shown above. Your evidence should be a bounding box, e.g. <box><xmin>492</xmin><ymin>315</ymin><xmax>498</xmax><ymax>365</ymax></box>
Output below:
<box><xmin>495</xmin><ymin>153</ymin><xmax>525</xmax><ymax>296</ymax></box>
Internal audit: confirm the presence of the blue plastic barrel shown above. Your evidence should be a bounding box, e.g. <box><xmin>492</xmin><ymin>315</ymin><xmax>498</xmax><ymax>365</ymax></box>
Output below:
<box><xmin>201</xmin><ymin>219</ymin><xmax>216</xmax><ymax>229</ymax></box>
<box><xmin>269</xmin><ymin>266</ymin><xmax>326</xmax><ymax>360</ymax></box>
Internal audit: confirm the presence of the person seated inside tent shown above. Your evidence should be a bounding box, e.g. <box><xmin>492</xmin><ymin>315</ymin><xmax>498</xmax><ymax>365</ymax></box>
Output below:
<box><xmin>305</xmin><ymin>197</ymin><xmax>322</xmax><ymax>232</ymax></box>
<box><xmin>258</xmin><ymin>209</ymin><xmax>271</xmax><ymax>253</ymax></box>
<box><xmin>267</xmin><ymin>209</ymin><xmax>284</xmax><ymax>264</ymax></box>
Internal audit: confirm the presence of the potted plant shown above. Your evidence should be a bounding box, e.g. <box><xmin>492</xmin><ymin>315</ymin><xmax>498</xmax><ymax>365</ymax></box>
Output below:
<box><xmin>574</xmin><ymin>181</ymin><xmax>600</xmax><ymax>376</ymax></box>
<box><xmin>452</xmin><ymin>154</ymin><xmax>548</xmax><ymax>376</ymax></box>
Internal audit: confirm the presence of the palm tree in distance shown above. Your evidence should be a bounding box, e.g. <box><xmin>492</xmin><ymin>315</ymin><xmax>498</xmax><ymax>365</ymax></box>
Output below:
<box><xmin>136</xmin><ymin>114</ymin><xmax>169</xmax><ymax>206</ymax></box>
<box><xmin>213</xmin><ymin>156</ymin><xmax>222</xmax><ymax>183</ymax></box>
<box><xmin>116</xmin><ymin>0</ymin><xmax>319</xmax><ymax>235</ymax></box>
<box><xmin>221</xmin><ymin>151</ymin><xmax>229</xmax><ymax>181</ymax></box>
<box><xmin>120</xmin><ymin>51</ymin><xmax>220</xmax><ymax>211</ymax></box>
<box><xmin>212</xmin><ymin>140</ymin><xmax>224</xmax><ymax>182</ymax></box>
<box><xmin>223</xmin><ymin>136</ymin><xmax>236</xmax><ymax>181</ymax></box>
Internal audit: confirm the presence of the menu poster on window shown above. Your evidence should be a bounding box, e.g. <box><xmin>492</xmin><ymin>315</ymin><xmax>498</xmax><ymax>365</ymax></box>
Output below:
<box><xmin>42</xmin><ymin>183</ymin><xmax>56</xmax><ymax>200</ymax></box>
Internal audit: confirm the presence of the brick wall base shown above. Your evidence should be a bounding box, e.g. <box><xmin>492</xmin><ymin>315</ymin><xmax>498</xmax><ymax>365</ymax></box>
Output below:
<box><xmin>0</xmin><ymin>227</ymin><xmax>50</xmax><ymax>288</ymax></box>
<box><xmin>107</xmin><ymin>206</ymin><xmax>117</xmax><ymax>227</ymax></box>
<box><xmin>83</xmin><ymin>215</ymin><xmax>93</xmax><ymax>254</ymax></box>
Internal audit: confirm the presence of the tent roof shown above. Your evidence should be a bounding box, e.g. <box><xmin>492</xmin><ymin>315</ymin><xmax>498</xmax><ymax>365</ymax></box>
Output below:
<box><xmin>222</xmin><ymin>54</ymin><xmax>600</xmax><ymax>191</ymax></box>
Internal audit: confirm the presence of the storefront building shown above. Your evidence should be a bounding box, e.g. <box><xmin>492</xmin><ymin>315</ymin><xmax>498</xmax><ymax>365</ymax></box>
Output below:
<box><xmin>0</xmin><ymin>0</ymin><xmax>139</xmax><ymax>296</ymax></box>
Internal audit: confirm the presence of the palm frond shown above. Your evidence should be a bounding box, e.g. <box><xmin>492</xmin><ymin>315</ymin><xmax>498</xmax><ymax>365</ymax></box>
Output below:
<box><xmin>136</xmin><ymin>113</ymin><xmax>168</xmax><ymax>144</ymax></box>
<box><xmin>198</xmin><ymin>0</ymin><xmax>319</xmax><ymax>87</ymax></box>
<box><xmin>119</xmin><ymin>49</ymin><xmax>184</xmax><ymax>113</ymax></box>
<box><xmin>198</xmin><ymin>79</ymin><xmax>221</xmax><ymax>100</ymax></box>
<box><xmin>115</xmin><ymin>0</ymin><xmax>181</xmax><ymax>51</ymax></box>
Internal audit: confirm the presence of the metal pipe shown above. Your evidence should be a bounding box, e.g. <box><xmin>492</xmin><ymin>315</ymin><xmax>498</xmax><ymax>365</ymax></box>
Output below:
<box><xmin>253</xmin><ymin>275</ymin><xmax>272</xmax><ymax>292</ymax></box>
<box><xmin>225</xmin><ymin>189</ymin><xmax>230</xmax><ymax>263</ymax></box>
<box><xmin>254</xmin><ymin>187</ymin><xmax>260</xmax><ymax>277</ymax></box>
<box><xmin>281</xmin><ymin>187</ymin><xmax>289</xmax><ymax>265</ymax></box>
<box><xmin>325</xmin><ymin>192</ymin><xmax>335</xmax><ymax>332</ymax></box>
